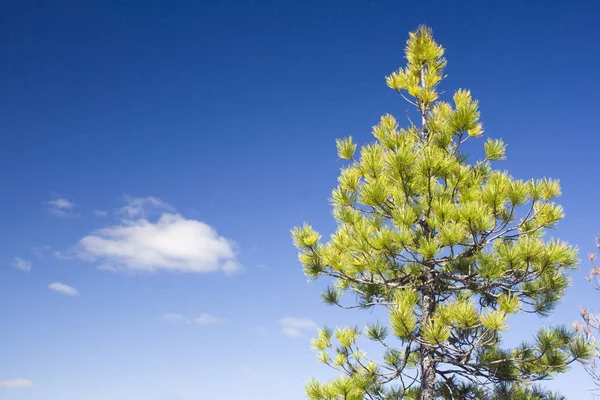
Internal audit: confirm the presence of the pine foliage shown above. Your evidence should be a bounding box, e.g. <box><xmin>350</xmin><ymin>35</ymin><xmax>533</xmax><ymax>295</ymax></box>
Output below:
<box><xmin>292</xmin><ymin>26</ymin><xmax>593</xmax><ymax>399</ymax></box>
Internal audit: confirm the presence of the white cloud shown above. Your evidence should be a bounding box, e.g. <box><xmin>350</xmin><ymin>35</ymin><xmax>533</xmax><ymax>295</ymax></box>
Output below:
<box><xmin>76</xmin><ymin>212</ymin><xmax>240</xmax><ymax>274</ymax></box>
<box><xmin>93</xmin><ymin>209</ymin><xmax>108</xmax><ymax>217</ymax></box>
<box><xmin>279</xmin><ymin>317</ymin><xmax>318</xmax><ymax>338</ymax></box>
<box><xmin>161</xmin><ymin>313</ymin><xmax>221</xmax><ymax>325</ymax></box>
<box><xmin>192</xmin><ymin>313</ymin><xmax>221</xmax><ymax>325</ymax></box>
<box><xmin>162</xmin><ymin>313</ymin><xmax>186</xmax><ymax>321</ymax></box>
<box><xmin>48</xmin><ymin>198</ymin><xmax>73</xmax><ymax>209</ymax></box>
<box><xmin>0</xmin><ymin>378</ymin><xmax>32</xmax><ymax>388</ymax></box>
<box><xmin>47</xmin><ymin>197</ymin><xmax>76</xmax><ymax>217</ymax></box>
<box><xmin>119</xmin><ymin>196</ymin><xmax>174</xmax><ymax>218</ymax></box>
<box><xmin>11</xmin><ymin>257</ymin><xmax>31</xmax><ymax>272</ymax></box>
<box><xmin>48</xmin><ymin>282</ymin><xmax>80</xmax><ymax>296</ymax></box>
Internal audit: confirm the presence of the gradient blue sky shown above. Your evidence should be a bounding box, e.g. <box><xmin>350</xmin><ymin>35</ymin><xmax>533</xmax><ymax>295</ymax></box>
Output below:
<box><xmin>1</xmin><ymin>1</ymin><xmax>599</xmax><ymax>399</ymax></box>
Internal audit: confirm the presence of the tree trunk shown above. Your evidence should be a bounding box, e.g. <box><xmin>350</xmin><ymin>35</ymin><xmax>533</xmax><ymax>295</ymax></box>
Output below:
<box><xmin>420</xmin><ymin>62</ymin><xmax>436</xmax><ymax>400</ymax></box>
<box><xmin>420</xmin><ymin>269</ymin><xmax>437</xmax><ymax>400</ymax></box>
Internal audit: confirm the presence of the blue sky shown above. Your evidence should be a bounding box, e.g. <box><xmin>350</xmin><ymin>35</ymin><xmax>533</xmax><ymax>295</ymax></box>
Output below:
<box><xmin>1</xmin><ymin>1</ymin><xmax>599</xmax><ymax>399</ymax></box>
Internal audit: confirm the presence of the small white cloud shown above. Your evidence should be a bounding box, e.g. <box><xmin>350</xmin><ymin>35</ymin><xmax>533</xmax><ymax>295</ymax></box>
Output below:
<box><xmin>11</xmin><ymin>257</ymin><xmax>31</xmax><ymax>272</ymax></box>
<box><xmin>47</xmin><ymin>197</ymin><xmax>76</xmax><ymax>217</ymax></box>
<box><xmin>93</xmin><ymin>209</ymin><xmax>108</xmax><ymax>217</ymax></box>
<box><xmin>161</xmin><ymin>313</ymin><xmax>221</xmax><ymax>325</ymax></box>
<box><xmin>281</xmin><ymin>328</ymin><xmax>305</xmax><ymax>338</ymax></box>
<box><xmin>48</xmin><ymin>198</ymin><xmax>73</xmax><ymax>209</ymax></box>
<box><xmin>279</xmin><ymin>317</ymin><xmax>318</xmax><ymax>338</ymax></box>
<box><xmin>76</xmin><ymin>210</ymin><xmax>240</xmax><ymax>274</ymax></box>
<box><xmin>48</xmin><ymin>282</ymin><xmax>80</xmax><ymax>296</ymax></box>
<box><xmin>119</xmin><ymin>196</ymin><xmax>174</xmax><ymax>218</ymax></box>
<box><xmin>162</xmin><ymin>313</ymin><xmax>186</xmax><ymax>321</ymax></box>
<box><xmin>0</xmin><ymin>378</ymin><xmax>32</xmax><ymax>388</ymax></box>
<box><xmin>192</xmin><ymin>313</ymin><xmax>221</xmax><ymax>325</ymax></box>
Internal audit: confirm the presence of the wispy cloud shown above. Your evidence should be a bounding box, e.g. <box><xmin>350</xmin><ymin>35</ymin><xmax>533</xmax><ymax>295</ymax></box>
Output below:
<box><xmin>192</xmin><ymin>313</ymin><xmax>221</xmax><ymax>325</ymax></box>
<box><xmin>0</xmin><ymin>378</ymin><xmax>32</xmax><ymax>388</ymax></box>
<box><xmin>162</xmin><ymin>313</ymin><xmax>186</xmax><ymax>321</ymax></box>
<box><xmin>48</xmin><ymin>198</ymin><xmax>73</xmax><ymax>209</ymax></box>
<box><xmin>75</xmin><ymin>197</ymin><xmax>240</xmax><ymax>274</ymax></box>
<box><xmin>48</xmin><ymin>282</ymin><xmax>80</xmax><ymax>296</ymax></box>
<box><xmin>118</xmin><ymin>196</ymin><xmax>174</xmax><ymax>218</ymax></box>
<box><xmin>93</xmin><ymin>209</ymin><xmax>108</xmax><ymax>217</ymax></box>
<box><xmin>11</xmin><ymin>257</ymin><xmax>31</xmax><ymax>272</ymax></box>
<box><xmin>279</xmin><ymin>317</ymin><xmax>318</xmax><ymax>338</ymax></box>
<box><xmin>53</xmin><ymin>250</ymin><xmax>74</xmax><ymax>260</ymax></box>
<box><xmin>47</xmin><ymin>197</ymin><xmax>76</xmax><ymax>217</ymax></box>
<box><xmin>162</xmin><ymin>313</ymin><xmax>221</xmax><ymax>325</ymax></box>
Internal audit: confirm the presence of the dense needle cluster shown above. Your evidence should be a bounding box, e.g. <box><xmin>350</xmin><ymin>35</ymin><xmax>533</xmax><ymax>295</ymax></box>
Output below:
<box><xmin>292</xmin><ymin>26</ymin><xmax>593</xmax><ymax>400</ymax></box>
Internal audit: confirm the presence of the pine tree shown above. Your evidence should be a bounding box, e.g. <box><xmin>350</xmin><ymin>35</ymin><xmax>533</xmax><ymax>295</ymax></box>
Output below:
<box><xmin>578</xmin><ymin>237</ymin><xmax>600</xmax><ymax>392</ymax></box>
<box><xmin>292</xmin><ymin>26</ymin><xmax>593</xmax><ymax>400</ymax></box>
